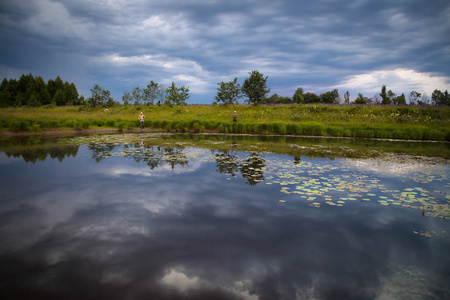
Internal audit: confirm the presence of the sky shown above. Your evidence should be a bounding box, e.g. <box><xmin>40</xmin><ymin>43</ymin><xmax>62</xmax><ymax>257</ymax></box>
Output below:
<box><xmin>1</xmin><ymin>0</ymin><xmax>450</xmax><ymax>104</ymax></box>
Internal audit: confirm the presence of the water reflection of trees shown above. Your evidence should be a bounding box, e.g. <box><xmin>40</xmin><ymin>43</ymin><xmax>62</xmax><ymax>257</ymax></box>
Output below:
<box><xmin>87</xmin><ymin>143</ymin><xmax>115</xmax><ymax>163</ymax></box>
<box><xmin>215</xmin><ymin>150</ymin><xmax>239</xmax><ymax>177</ymax></box>
<box><xmin>214</xmin><ymin>150</ymin><xmax>266</xmax><ymax>185</ymax></box>
<box><xmin>3</xmin><ymin>145</ymin><xmax>80</xmax><ymax>163</ymax></box>
<box><xmin>240</xmin><ymin>153</ymin><xmax>266</xmax><ymax>185</ymax></box>
<box><xmin>122</xmin><ymin>145</ymin><xmax>189</xmax><ymax>170</ymax></box>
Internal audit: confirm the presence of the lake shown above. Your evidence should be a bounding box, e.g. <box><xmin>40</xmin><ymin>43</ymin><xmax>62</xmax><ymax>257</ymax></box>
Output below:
<box><xmin>0</xmin><ymin>133</ymin><xmax>449</xmax><ymax>300</ymax></box>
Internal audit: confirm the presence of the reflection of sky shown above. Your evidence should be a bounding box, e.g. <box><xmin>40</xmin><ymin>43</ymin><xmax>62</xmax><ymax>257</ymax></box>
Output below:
<box><xmin>0</xmin><ymin>146</ymin><xmax>449</xmax><ymax>299</ymax></box>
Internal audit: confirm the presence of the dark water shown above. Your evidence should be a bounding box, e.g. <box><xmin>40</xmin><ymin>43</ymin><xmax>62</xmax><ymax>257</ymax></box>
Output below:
<box><xmin>0</xmin><ymin>134</ymin><xmax>449</xmax><ymax>300</ymax></box>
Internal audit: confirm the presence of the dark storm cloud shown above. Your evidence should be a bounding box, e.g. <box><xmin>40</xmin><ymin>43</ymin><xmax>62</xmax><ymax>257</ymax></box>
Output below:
<box><xmin>0</xmin><ymin>0</ymin><xmax>449</xmax><ymax>103</ymax></box>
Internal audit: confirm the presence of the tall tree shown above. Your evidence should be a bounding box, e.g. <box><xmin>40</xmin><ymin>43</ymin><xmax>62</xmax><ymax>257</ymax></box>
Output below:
<box><xmin>293</xmin><ymin>87</ymin><xmax>304</xmax><ymax>104</ymax></box>
<box><xmin>88</xmin><ymin>84</ymin><xmax>114</xmax><ymax>107</ymax></box>
<box><xmin>131</xmin><ymin>87</ymin><xmax>144</xmax><ymax>105</ymax></box>
<box><xmin>47</xmin><ymin>76</ymin><xmax>64</xmax><ymax>100</ymax></box>
<box><xmin>408</xmin><ymin>91</ymin><xmax>421</xmax><ymax>105</ymax></box>
<box><xmin>432</xmin><ymin>89</ymin><xmax>450</xmax><ymax>106</ymax></box>
<box><xmin>0</xmin><ymin>78</ymin><xmax>16</xmax><ymax>107</ymax></box>
<box><xmin>62</xmin><ymin>82</ymin><xmax>79</xmax><ymax>105</ymax></box>
<box><xmin>242</xmin><ymin>70</ymin><xmax>270</xmax><ymax>105</ymax></box>
<box><xmin>380</xmin><ymin>85</ymin><xmax>391</xmax><ymax>104</ymax></box>
<box><xmin>17</xmin><ymin>73</ymin><xmax>35</xmax><ymax>98</ymax></box>
<box><xmin>143</xmin><ymin>81</ymin><xmax>165</xmax><ymax>105</ymax></box>
<box><xmin>354</xmin><ymin>93</ymin><xmax>367</xmax><ymax>104</ymax></box>
<box><xmin>33</xmin><ymin>76</ymin><xmax>51</xmax><ymax>105</ymax></box>
<box><xmin>53</xmin><ymin>90</ymin><xmax>65</xmax><ymax>106</ymax></box>
<box><xmin>394</xmin><ymin>93</ymin><xmax>406</xmax><ymax>105</ymax></box>
<box><xmin>122</xmin><ymin>91</ymin><xmax>131</xmax><ymax>106</ymax></box>
<box><xmin>165</xmin><ymin>82</ymin><xmax>189</xmax><ymax>105</ymax></box>
<box><xmin>214</xmin><ymin>77</ymin><xmax>242</xmax><ymax>105</ymax></box>
<box><xmin>344</xmin><ymin>91</ymin><xmax>350</xmax><ymax>104</ymax></box>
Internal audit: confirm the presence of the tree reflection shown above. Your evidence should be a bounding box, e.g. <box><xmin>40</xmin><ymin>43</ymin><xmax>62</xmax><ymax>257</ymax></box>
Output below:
<box><xmin>3</xmin><ymin>145</ymin><xmax>80</xmax><ymax>163</ymax></box>
<box><xmin>214</xmin><ymin>149</ymin><xmax>239</xmax><ymax>177</ymax></box>
<box><xmin>87</xmin><ymin>142</ymin><xmax>115</xmax><ymax>163</ymax></box>
<box><xmin>213</xmin><ymin>148</ymin><xmax>266</xmax><ymax>185</ymax></box>
<box><xmin>240</xmin><ymin>153</ymin><xmax>266</xmax><ymax>186</ymax></box>
<box><xmin>122</xmin><ymin>145</ymin><xmax>189</xmax><ymax>170</ymax></box>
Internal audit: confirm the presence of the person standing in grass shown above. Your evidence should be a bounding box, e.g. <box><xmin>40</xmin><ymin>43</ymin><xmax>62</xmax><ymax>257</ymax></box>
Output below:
<box><xmin>139</xmin><ymin>112</ymin><xmax>145</xmax><ymax>130</ymax></box>
<box><xmin>233</xmin><ymin>111</ymin><xmax>237</xmax><ymax>122</ymax></box>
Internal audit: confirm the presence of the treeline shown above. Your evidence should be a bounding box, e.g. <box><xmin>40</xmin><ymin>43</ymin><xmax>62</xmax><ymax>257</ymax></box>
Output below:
<box><xmin>260</xmin><ymin>88</ymin><xmax>340</xmax><ymax>105</ymax></box>
<box><xmin>1</xmin><ymin>72</ymin><xmax>450</xmax><ymax>108</ymax></box>
<box><xmin>214</xmin><ymin>70</ymin><xmax>450</xmax><ymax>106</ymax></box>
<box><xmin>0</xmin><ymin>74</ymin><xmax>82</xmax><ymax>107</ymax></box>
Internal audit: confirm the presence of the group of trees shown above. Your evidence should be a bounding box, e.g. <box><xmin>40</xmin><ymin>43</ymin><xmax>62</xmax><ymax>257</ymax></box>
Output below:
<box><xmin>215</xmin><ymin>70</ymin><xmax>450</xmax><ymax>107</ymax></box>
<box><xmin>121</xmin><ymin>81</ymin><xmax>190</xmax><ymax>106</ymax></box>
<box><xmin>214</xmin><ymin>71</ymin><xmax>340</xmax><ymax>106</ymax></box>
<box><xmin>350</xmin><ymin>86</ymin><xmax>450</xmax><ymax>106</ymax></box>
<box><xmin>0</xmin><ymin>74</ymin><xmax>81</xmax><ymax>107</ymax></box>
<box><xmin>214</xmin><ymin>70</ymin><xmax>271</xmax><ymax>105</ymax></box>
<box><xmin>1</xmin><ymin>72</ymin><xmax>449</xmax><ymax>108</ymax></box>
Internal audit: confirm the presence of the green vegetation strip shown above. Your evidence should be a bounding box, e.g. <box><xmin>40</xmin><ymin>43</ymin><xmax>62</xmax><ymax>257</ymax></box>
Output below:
<box><xmin>1</xmin><ymin>104</ymin><xmax>449</xmax><ymax>141</ymax></box>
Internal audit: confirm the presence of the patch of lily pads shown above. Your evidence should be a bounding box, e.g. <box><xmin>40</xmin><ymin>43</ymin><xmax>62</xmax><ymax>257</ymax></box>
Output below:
<box><xmin>60</xmin><ymin>134</ymin><xmax>450</xmax><ymax>221</ymax></box>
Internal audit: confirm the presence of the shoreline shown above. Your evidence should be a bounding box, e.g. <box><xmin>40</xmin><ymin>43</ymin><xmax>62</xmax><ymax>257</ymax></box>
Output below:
<box><xmin>1</xmin><ymin>127</ymin><xmax>448</xmax><ymax>143</ymax></box>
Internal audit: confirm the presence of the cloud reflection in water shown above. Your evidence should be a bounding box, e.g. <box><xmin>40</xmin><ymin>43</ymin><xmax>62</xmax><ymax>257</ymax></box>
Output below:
<box><xmin>0</xmin><ymin>144</ymin><xmax>449</xmax><ymax>300</ymax></box>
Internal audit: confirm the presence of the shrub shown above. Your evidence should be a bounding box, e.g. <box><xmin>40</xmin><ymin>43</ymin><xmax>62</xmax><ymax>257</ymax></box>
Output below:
<box><xmin>106</xmin><ymin>120</ymin><xmax>115</xmax><ymax>127</ymax></box>
<box><xmin>63</xmin><ymin>119</ymin><xmax>75</xmax><ymax>127</ymax></box>
<box><xmin>193</xmin><ymin>122</ymin><xmax>201</xmax><ymax>133</ymax></box>
<box><xmin>218</xmin><ymin>124</ymin><xmax>225</xmax><ymax>133</ymax></box>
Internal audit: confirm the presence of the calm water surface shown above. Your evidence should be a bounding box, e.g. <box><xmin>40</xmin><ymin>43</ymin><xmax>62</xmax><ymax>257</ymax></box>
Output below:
<box><xmin>0</xmin><ymin>133</ymin><xmax>449</xmax><ymax>300</ymax></box>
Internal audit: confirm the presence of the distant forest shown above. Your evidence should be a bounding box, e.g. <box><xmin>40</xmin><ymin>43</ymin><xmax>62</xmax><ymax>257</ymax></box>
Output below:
<box><xmin>0</xmin><ymin>74</ymin><xmax>83</xmax><ymax>107</ymax></box>
<box><xmin>1</xmin><ymin>73</ymin><xmax>449</xmax><ymax>107</ymax></box>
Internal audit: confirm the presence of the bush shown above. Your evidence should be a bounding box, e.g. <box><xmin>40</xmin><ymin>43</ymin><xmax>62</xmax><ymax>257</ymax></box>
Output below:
<box><xmin>117</xmin><ymin>122</ymin><xmax>125</xmax><ymax>131</ymax></box>
<box><xmin>106</xmin><ymin>120</ymin><xmax>115</xmax><ymax>127</ymax></box>
<box><xmin>63</xmin><ymin>119</ymin><xmax>75</xmax><ymax>127</ymax></box>
<box><xmin>193</xmin><ymin>122</ymin><xmax>201</xmax><ymax>133</ymax></box>
<box><xmin>218</xmin><ymin>124</ymin><xmax>225</xmax><ymax>133</ymax></box>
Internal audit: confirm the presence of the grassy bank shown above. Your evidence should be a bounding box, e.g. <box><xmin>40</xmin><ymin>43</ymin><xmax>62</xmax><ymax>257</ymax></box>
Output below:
<box><xmin>1</xmin><ymin>104</ymin><xmax>449</xmax><ymax>141</ymax></box>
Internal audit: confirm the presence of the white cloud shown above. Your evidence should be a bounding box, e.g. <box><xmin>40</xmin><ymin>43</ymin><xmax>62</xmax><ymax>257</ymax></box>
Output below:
<box><xmin>335</xmin><ymin>68</ymin><xmax>450</xmax><ymax>97</ymax></box>
<box><xmin>160</xmin><ymin>269</ymin><xmax>203</xmax><ymax>292</ymax></box>
<box><xmin>160</xmin><ymin>269</ymin><xmax>258</xmax><ymax>300</ymax></box>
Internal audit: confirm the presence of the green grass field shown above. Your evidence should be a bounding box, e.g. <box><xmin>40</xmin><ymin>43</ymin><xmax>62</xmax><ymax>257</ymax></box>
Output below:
<box><xmin>1</xmin><ymin>104</ymin><xmax>449</xmax><ymax>141</ymax></box>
